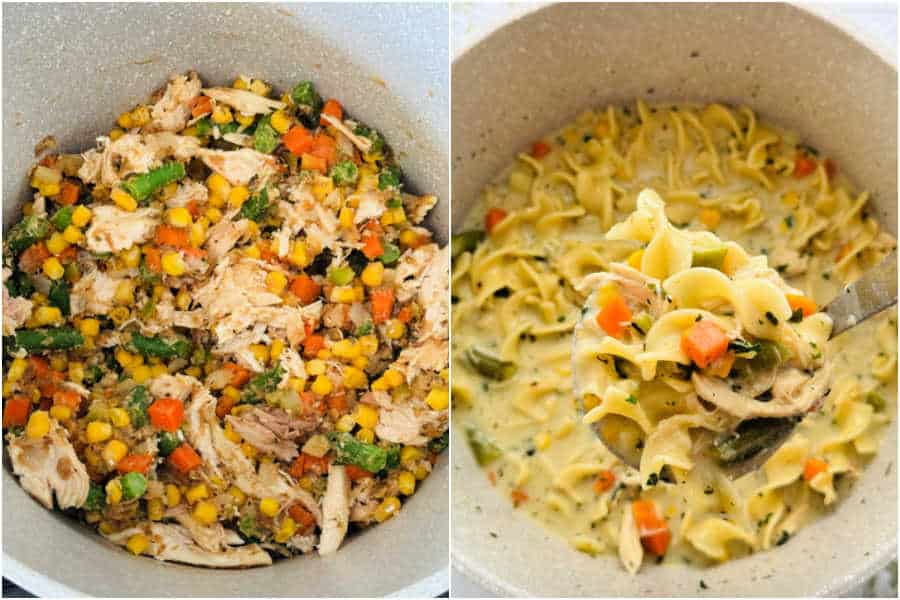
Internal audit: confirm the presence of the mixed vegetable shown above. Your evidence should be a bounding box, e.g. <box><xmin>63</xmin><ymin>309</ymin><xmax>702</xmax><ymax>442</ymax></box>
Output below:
<box><xmin>2</xmin><ymin>72</ymin><xmax>448</xmax><ymax>565</ymax></box>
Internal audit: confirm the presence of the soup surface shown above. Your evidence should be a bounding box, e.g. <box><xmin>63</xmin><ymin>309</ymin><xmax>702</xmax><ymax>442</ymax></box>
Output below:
<box><xmin>451</xmin><ymin>101</ymin><xmax>897</xmax><ymax>572</ymax></box>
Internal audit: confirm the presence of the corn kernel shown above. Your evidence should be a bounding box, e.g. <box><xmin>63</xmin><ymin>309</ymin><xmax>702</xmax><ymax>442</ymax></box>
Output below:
<box><xmin>371</xmin><ymin>377</ymin><xmax>389</xmax><ymax>392</ymax></box>
<box><xmin>270</xmin><ymin>109</ymin><xmax>291</xmax><ymax>134</ymax></box>
<box><xmin>259</xmin><ymin>497</ymin><xmax>280</xmax><ymax>517</ymax></box>
<box><xmin>386</xmin><ymin>319</ymin><xmax>406</xmax><ymax>340</ymax></box>
<box><xmin>25</xmin><ymin>411</ymin><xmax>50</xmax><ymax>439</ymax></box>
<box><xmin>331</xmin><ymin>339</ymin><xmax>358</xmax><ymax>360</ymax></box>
<box><xmin>228</xmin><ymin>485</ymin><xmax>246</xmax><ymax>504</ymax></box>
<box><xmin>267</xmin><ymin>339</ymin><xmax>286</xmax><ymax>362</ymax></box>
<box><xmin>782</xmin><ymin>191</ymin><xmax>800</xmax><ymax>208</ymax></box>
<box><xmin>414</xmin><ymin>463</ymin><xmax>430</xmax><ymax>480</ymax></box>
<box><xmin>224</xmin><ymin>422</ymin><xmax>242</xmax><ymax>444</ymax></box>
<box><xmin>311</xmin><ymin>375</ymin><xmax>333</xmax><ymax>396</ymax></box>
<box><xmin>288</xmin><ymin>240</ymin><xmax>309</xmax><ymax>267</ymax></box>
<box><xmin>374</xmin><ymin>496</ymin><xmax>401</xmax><ymax>522</ymax></box>
<box><xmin>114</xmin><ymin>280</ymin><xmax>134</xmax><ymax>306</ymax></box>
<box><xmin>356</xmin><ymin>427</ymin><xmax>375</xmax><ymax>443</ymax></box>
<box><xmin>360</xmin><ymin>262</ymin><xmax>385</xmax><ymax>287</ymax></box>
<box><xmin>150</xmin><ymin>364</ymin><xmax>168</xmax><ymax>377</ymax></box>
<box><xmin>186</xmin><ymin>483</ymin><xmax>209</xmax><ymax>504</ymax></box>
<box><xmin>228</xmin><ymin>185</ymin><xmax>250</xmax><ymax>209</ymax></box>
<box><xmin>338</xmin><ymin>207</ymin><xmax>355</xmax><ymax>229</ymax></box>
<box><xmin>205</xmin><ymin>207</ymin><xmax>223</xmax><ymax>223</ymax></box>
<box><xmin>7</xmin><ymin>358</ymin><xmax>27</xmax><ymax>383</ymax></box>
<box><xmin>317</xmin><ymin>349</ymin><xmax>332</xmax><ymax>360</ymax></box>
<box><xmin>116</xmin><ymin>349</ymin><xmax>134</xmax><ymax>369</ymax></box>
<box><xmin>71</xmin><ymin>205</ymin><xmax>92</xmax><ymax>227</ymax></box>
<box><xmin>244</xmin><ymin>244</ymin><xmax>261</xmax><ymax>259</ymax></box>
<box><xmin>42</xmin><ymin>257</ymin><xmax>65</xmax><ymax>280</ymax></box>
<box><xmin>49</xmin><ymin>354</ymin><xmax>67</xmax><ymax>372</ymax></box>
<box><xmin>167</xmin><ymin>207</ymin><xmax>192</xmax><ymax>228</ymax></box>
<box><xmin>425</xmin><ymin>387</ymin><xmax>449</xmax><ymax>411</ymax></box>
<box><xmin>111</xmin><ymin>188</ymin><xmax>137</xmax><ymax>211</ymax></box>
<box><xmin>117</xmin><ymin>111</ymin><xmax>134</xmax><ymax>129</ymax></box>
<box><xmin>46</xmin><ymin>233</ymin><xmax>69</xmax><ymax>255</ymax></box>
<box><xmin>161</xmin><ymin>252</ymin><xmax>186</xmax><ymax>276</ymax></box>
<box><xmin>207</xmin><ymin>173</ymin><xmax>231</xmax><ymax>198</ymax></box>
<box><xmin>400</xmin><ymin>446</ymin><xmax>423</xmax><ymax>467</ymax></box>
<box><xmin>352</xmin><ymin>356</ymin><xmax>369</xmax><ymax>370</ymax></box>
<box><xmin>126</xmin><ymin>533</ymin><xmax>149</xmax><ymax>555</ymax></box>
<box><xmin>332</xmin><ymin>286</ymin><xmax>356</xmax><ymax>304</ymax></box>
<box><xmin>165</xmin><ymin>484</ymin><xmax>181</xmax><ymax>507</ymax></box>
<box><xmin>86</xmin><ymin>421</ymin><xmax>113</xmax><ymax>443</ymax></box>
<box><xmin>250</xmin><ymin>344</ymin><xmax>269</xmax><ymax>365</ymax></box>
<box><xmin>130</xmin><ymin>105</ymin><xmax>151</xmax><ymax>127</ymax></box>
<box><xmin>236</xmin><ymin>111</ymin><xmax>255</xmax><ymax>127</ymax></box>
<box><xmin>232</xmin><ymin>77</ymin><xmax>249</xmax><ymax>90</ymax></box>
<box><xmin>109</xmin><ymin>407</ymin><xmax>131</xmax><ymax>427</ymax></box>
<box><xmin>77</xmin><ymin>318</ymin><xmax>100</xmax><ymax>337</ymax></box>
<box><xmin>355</xmin><ymin>404</ymin><xmax>379</xmax><ymax>429</ymax></box>
<box><xmin>193</xmin><ymin>501</ymin><xmax>219</xmax><ymax>525</ymax></box>
<box><xmin>131</xmin><ymin>364</ymin><xmax>152</xmax><ymax>384</ymax></box>
<box><xmin>266</xmin><ymin>271</ymin><xmax>288</xmax><ymax>295</ymax></box>
<box><xmin>249</xmin><ymin>79</ymin><xmax>270</xmax><ymax>97</ymax></box>
<box><xmin>106</xmin><ymin>479</ymin><xmax>123</xmax><ymax>505</ymax></box>
<box><xmin>274</xmin><ymin>516</ymin><xmax>297</xmax><ymax>543</ymax></box>
<box><xmin>241</xmin><ymin>442</ymin><xmax>258</xmax><ymax>459</ymax></box>
<box><xmin>383</xmin><ymin>369</ymin><xmax>405</xmax><ymax>388</ymax></box>
<box><xmin>399</xmin><ymin>229</ymin><xmax>420</xmax><ymax>247</ymax></box>
<box><xmin>148</xmin><ymin>497</ymin><xmax>165</xmax><ymax>521</ymax></box>
<box><xmin>287</xmin><ymin>377</ymin><xmax>305</xmax><ymax>392</ymax></box>
<box><xmin>103</xmin><ymin>439</ymin><xmax>128</xmax><ymax>465</ymax></box>
<box><xmin>2</xmin><ymin>382</ymin><xmax>13</xmax><ymax>398</ymax></box>
<box><xmin>343</xmin><ymin>366</ymin><xmax>368</xmax><ymax>389</ymax></box>
<box><xmin>398</xmin><ymin>471</ymin><xmax>416</xmax><ymax>495</ymax></box>
<box><xmin>358</xmin><ymin>335</ymin><xmax>379</xmax><ymax>356</ymax></box>
<box><xmin>211</xmin><ymin>104</ymin><xmax>233</xmax><ymax>125</ymax></box>
<box><xmin>175</xmin><ymin>289</ymin><xmax>192</xmax><ymax>311</ymax></box>
<box><xmin>33</xmin><ymin>305</ymin><xmax>63</xmax><ymax>326</ymax></box>
<box><xmin>335</xmin><ymin>414</ymin><xmax>356</xmax><ymax>433</ymax></box>
<box><xmin>698</xmin><ymin>208</ymin><xmax>721</xmax><ymax>229</ymax></box>
<box><xmin>109</xmin><ymin>128</ymin><xmax>125</xmax><ymax>141</ymax></box>
<box><xmin>222</xmin><ymin>386</ymin><xmax>241</xmax><ymax>402</ymax></box>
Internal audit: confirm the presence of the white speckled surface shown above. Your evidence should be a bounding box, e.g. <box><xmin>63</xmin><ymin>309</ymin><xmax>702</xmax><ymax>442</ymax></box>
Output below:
<box><xmin>3</xmin><ymin>3</ymin><xmax>448</xmax><ymax>597</ymax></box>
<box><xmin>451</xmin><ymin>2</ymin><xmax>897</xmax><ymax>597</ymax></box>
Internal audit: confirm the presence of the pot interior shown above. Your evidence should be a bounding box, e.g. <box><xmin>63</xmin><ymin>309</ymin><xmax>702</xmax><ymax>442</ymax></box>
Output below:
<box><xmin>3</xmin><ymin>3</ymin><xmax>448</xmax><ymax>597</ymax></box>
<box><xmin>451</xmin><ymin>3</ymin><xmax>896</xmax><ymax>597</ymax></box>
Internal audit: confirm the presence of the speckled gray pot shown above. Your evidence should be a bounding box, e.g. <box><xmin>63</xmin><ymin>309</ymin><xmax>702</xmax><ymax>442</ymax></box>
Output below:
<box><xmin>451</xmin><ymin>3</ymin><xmax>897</xmax><ymax>597</ymax></box>
<box><xmin>3</xmin><ymin>3</ymin><xmax>448</xmax><ymax>597</ymax></box>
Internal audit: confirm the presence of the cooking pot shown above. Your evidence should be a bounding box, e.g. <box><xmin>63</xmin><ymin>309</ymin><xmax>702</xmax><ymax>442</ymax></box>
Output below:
<box><xmin>451</xmin><ymin>3</ymin><xmax>896</xmax><ymax>596</ymax></box>
<box><xmin>3</xmin><ymin>3</ymin><xmax>448</xmax><ymax>596</ymax></box>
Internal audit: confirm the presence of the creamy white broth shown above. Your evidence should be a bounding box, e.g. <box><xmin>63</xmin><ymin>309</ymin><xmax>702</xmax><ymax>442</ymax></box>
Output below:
<box><xmin>451</xmin><ymin>102</ymin><xmax>897</xmax><ymax>572</ymax></box>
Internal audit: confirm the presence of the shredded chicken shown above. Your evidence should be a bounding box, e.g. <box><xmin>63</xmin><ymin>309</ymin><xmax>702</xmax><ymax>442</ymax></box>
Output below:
<box><xmin>103</xmin><ymin>523</ymin><xmax>272</xmax><ymax>567</ymax></box>
<box><xmin>202</xmin><ymin>87</ymin><xmax>286</xmax><ymax>115</ymax></box>
<box><xmin>375</xmin><ymin>404</ymin><xmax>444</xmax><ymax>446</ymax></box>
<box><xmin>225</xmin><ymin>410</ymin><xmax>301</xmax><ymax>462</ymax></box>
<box><xmin>3</xmin><ymin>268</ymin><xmax>32</xmax><ymax>334</ymax></box>
<box><xmin>148</xmin><ymin>72</ymin><xmax>202</xmax><ymax>133</ymax></box>
<box><xmin>7</xmin><ymin>422</ymin><xmax>90</xmax><ymax>510</ymax></box>
<box><xmin>318</xmin><ymin>464</ymin><xmax>351</xmax><ymax>555</ymax></box>
<box><xmin>166</xmin><ymin>179</ymin><xmax>208</xmax><ymax>208</ymax></box>
<box><xmin>204</xmin><ymin>213</ymin><xmax>253</xmax><ymax>261</ymax></box>
<box><xmin>402</xmin><ymin>193</ymin><xmax>438</xmax><ymax>224</ymax></box>
<box><xmin>84</xmin><ymin>205</ymin><xmax>160</xmax><ymax>254</ymax></box>
<box><xmin>70</xmin><ymin>268</ymin><xmax>122</xmax><ymax>316</ymax></box>
<box><xmin>165</xmin><ymin>505</ymin><xmax>245</xmax><ymax>552</ymax></box>
<box><xmin>197</xmin><ymin>148</ymin><xmax>279</xmax><ymax>187</ymax></box>
<box><xmin>320</xmin><ymin>114</ymin><xmax>372</xmax><ymax>154</ymax></box>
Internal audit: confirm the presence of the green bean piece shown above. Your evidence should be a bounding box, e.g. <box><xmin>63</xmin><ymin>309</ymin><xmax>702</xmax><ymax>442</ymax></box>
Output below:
<box><xmin>631</xmin><ymin>312</ymin><xmax>653</xmax><ymax>335</ymax></box>
<box><xmin>6</xmin><ymin>215</ymin><xmax>50</xmax><ymax>255</ymax></box>
<box><xmin>14</xmin><ymin>327</ymin><xmax>83</xmax><ymax>352</ymax></box>
<box><xmin>750</xmin><ymin>341</ymin><xmax>785</xmax><ymax>370</ymax></box>
<box><xmin>465</xmin><ymin>427</ymin><xmax>502</xmax><ymax>466</ymax></box>
<box><xmin>130</xmin><ymin>332</ymin><xmax>192</xmax><ymax>359</ymax></box>
<box><xmin>451</xmin><ymin>230</ymin><xmax>486</xmax><ymax>260</ymax></box>
<box><xmin>727</xmin><ymin>338</ymin><xmax>761</xmax><ymax>358</ymax></box>
<box><xmin>465</xmin><ymin>346</ymin><xmax>517</xmax><ymax>381</ymax></box>
<box><xmin>691</xmin><ymin>245</ymin><xmax>729</xmax><ymax>270</ymax></box>
<box><xmin>328</xmin><ymin>432</ymin><xmax>389</xmax><ymax>473</ymax></box>
<box><xmin>428</xmin><ymin>431</ymin><xmax>449</xmax><ymax>454</ymax></box>
<box><xmin>121</xmin><ymin>161</ymin><xmax>186</xmax><ymax>202</ymax></box>
<box><xmin>50</xmin><ymin>206</ymin><xmax>74</xmax><ymax>231</ymax></box>
<box><xmin>48</xmin><ymin>280</ymin><xmax>71</xmax><ymax>316</ymax></box>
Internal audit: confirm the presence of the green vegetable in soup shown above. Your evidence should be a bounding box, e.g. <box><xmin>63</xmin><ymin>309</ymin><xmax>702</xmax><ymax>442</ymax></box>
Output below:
<box><xmin>48</xmin><ymin>280</ymin><xmax>71</xmax><ymax>317</ymax></box>
<box><xmin>451</xmin><ymin>230</ymin><xmax>485</xmax><ymax>260</ymax></box>
<box><xmin>378</xmin><ymin>165</ymin><xmax>402</xmax><ymax>190</ymax></box>
<box><xmin>712</xmin><ymin>417</ymin><xmax>797</xmax><ymax>464</ymax></box>
<box><xmin>465</xmin><ymin>346</ymin><xmax>517</xmax><ymax>381</ymax></box>
<box><xmin>465</xmin><ymin>427</ymin><xmax>502</xmax><ymax>466</ymax></box>
<box><xmin>692</xmin><ymin>245</ymin><xmax>729</xmax><ymax>270</ymax></box>
<box><xmin>121</xmin><ymin>161</ymin><xmax>186</xmax><ymax>201</ymax></box>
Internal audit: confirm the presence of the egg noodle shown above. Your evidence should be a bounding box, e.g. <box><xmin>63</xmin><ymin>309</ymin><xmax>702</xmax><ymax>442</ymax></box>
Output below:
<box><xmin>451</xmin><ymin>101</ymin><xmax>897</xmax><ymax>573</ymax></box>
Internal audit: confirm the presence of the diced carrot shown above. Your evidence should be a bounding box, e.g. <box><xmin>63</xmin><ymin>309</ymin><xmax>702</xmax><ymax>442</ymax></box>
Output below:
<box><xmin>364</xmin><ymin>219</ymin><xmax>383</xmax><ymax>234</ymax></box>
<box><xmin>301</xmin><ymin>153</ymin><xmax>327</xmax><ymax>172</ymax></box>
<box><xmin>511</xmin><ymin>488</ymin><xmax>529</xmax><ymax>507</ymax></box>
<box><xmin>344</xmin><ymin>465</ymin><xmax>374</xmax><ymax>481</ymax></box>
<box><xmin>303</xmin><ymin>334</ymin><xmax>326</xmax><ymax>358</ymax></box>
<box><xmin>370</xmin><ymin>287</ymin><xmax>395</xmax><ymax>324</ymax></box>
<box><xmin>185</xmin><ymin>200</ymin><xmax>201</xmax><ymax>218</ymax></box>
<box><xmin>224</xmin><ymin>363</ymin><xmax>251</xmax><ymax>387</ymax></box>
<box><xmin>52</xmin><ymin>390</ymin><xmax>81</xmax><ymax>410</ymax></box>
<box><xmin>58</xmin><ymin>181</ymin><xmax>80</xmax><ymax>206</ymax></box>
<box><xmin>168</xmin><ymin>443</ymin><xmax>202</xmax><ymax>473</ymax></box>
<box><xmin>835</xmin><ymin>241</ymin><xmax>853</xmax><ymax>263</ymax></box>
<box><xmin>793</xmin><ymin>152</ymin><xmax>817</xmax><ymax>178</ymax></box>
<box><xmin>361</xmin><ymin>234</ymin><xmax>384</xmax><ymax>260</ymax></box>
<box><xmin>283</xmin><ymin>126</ymin><xmax>315</xmax><ymax>156</ymax></box>
<box><xmin>531</xmin><ymin>141</ymin><xmax>551</xmax><ymax>158</ymax></box>
<box><xmin>803</xmin><ymin>457</ymin><xmax>828</xmax><ymax>481</ymax></box>
<box><xmin>297</xmin><ymin>453</ymin><xmax>330</xmax><ymax>477</ymax></box>
<box><xmin>396</xmin><ymin>306</ymin><xmax>413</xmax><ymax>323</ymax></box>
<box><xmin>786</xmin><ymin>293</ymin><xmax>817</xmax><ymax>318</ymax></box>
<box><xmin>706</xmin><ymin>351</ymin><xmax>736</xmax><ymax>378</ymax></box>
<box><xmin>147</xmin><ymin>397</ymin><xmax>185</xmax><ymax>432</ymax></box>
<box><xmin>300</xmin><ymin>391</ymin><xmax>325</xmax><ymax>415</ymax></box>
<box><xmin>116</xmin><ymin>454</ymin><xmax>154</xmax><ymax>475</ymax></box>
<box><xmin>326</xmin><ymin>391</ymin><xmax>347</xmax><ymax>413</ymax></box>
<box><xmin>680</xmin><ymin>320</ymin><xmax>730</xmax><ymax>369</ymax></box>
<box><xmin>596</xmin><ymin>295</ymin><xmax>632</xmax><ymax>339</ymax></box>
<box><xmin>28</xmin><ymin>356</ymin><xmax>51</xmax><ymax>377</ymax></box>
<box><xmin>57</xmin><ymin>246</ymin><xmax>77</xmax><ymax>264</ymax></box>
<box><xmin>310</xmin><ymin>133</ymin><xmax>337</xmax><ymax>166</ymax></box>
<box><xmin>593</xmin><ymin>470</ymin><xmax>616</xmax><ymax>494</ymax></box>
<box><xmin>155</xmin><ymin>225</ymin><xmax>189</xmax><ymax>247</ymax></box>
<box><xmin>484</xmin><ymin>207</ymin><xmax>507</xmax><ymax>234</ymax></box>
<box><xmin>3</xmin><ymin>396</ymin><xmax>32</xmax><ymax>428</ymax></box>
<box><xmin>39</xmin><ymin>372</ymin><xmax>65</xmax><ymax>399</ymax></box>
<box><xmin>189</xmin><ymin>95</ymin><xmax>212</xmax><ymax>118</ymax></box>
<box><xmin>632</xmin><ymin>499</ymin><xmax>671</xmax><ymax>556</ymax></box>
<box><xmin>288</xmin><ymin>503</ymin><xmax>317</xmax><ymax>532</ymax></box>
<box><xmin>290</xmin><ymin>275</ymin><xmax>321</xmax><ymax>304</ymax></box>
<box><xmin>320</xmin><ymin>99</ymin><xmax>343</xmax><ymax>125</ymax></box>
<box><xmin>144</xmin><ymin>247</ymin><xmax>162</xmax><ymax>272</ymax></box>
<box><xmin>18</xmin><ymin>242</ymin><xmax>51</xmax><ymax>273</ymax></box>
<box><xmin>215</xmin><ymin>395</ymin><xmax>236</xmax><ymax>419</ymax></box>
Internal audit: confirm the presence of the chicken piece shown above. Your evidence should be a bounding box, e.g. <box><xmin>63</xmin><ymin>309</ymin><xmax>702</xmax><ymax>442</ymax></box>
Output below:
<box><xmin>320</xmin><ymin>114</ymin><xmax>372</xmax><ymax>154</ymax></box>
<box><xmin>149</xmin><ymin>373</ymin><xmax>198</xmax><ymax>402</ymax></box>
<box><xmin>166</xmin><ymin>179</ymin><xmax>208</xmax><ymax>208</ymax></box>
<box><xmin>318</xmin><ymin>464</ymin><xmax>351</xmax><ymax>555</ymax></box>
<box><xmin>165</xmin><ymin>505</ymin><xmax>245</xmax><ymax>552</ymax></box>
<box><xmin>277</xmin><ymin>196</ymin><xmax>341</xmax><ymax>256</ymax></box>
<box><xmin>277</xmin><ymin>347</ymin><xmax>307</xmax><ymax>387</ymax></box>
<box><xmin>2</xmin><ymin>268</ymin><xmax>32</xmax><ymax>334</ymax></box>
<box><xmin>395</xmin><ymin>244</ymin><xmax>438</xmax><ymax>304</ymax></box>
<box><xmin>7</xmin><ymin>422</ymin><xmax>90</xmax><ymax>510</ymax></box>
<box><xmin>375</xmin><ymin>404</ymin><xmax>445</xmax><ymax>446</ymax></box>
<box><xmin>393</xmin><ymin>338</ymin><xmax>448</xmax><ymax>384</ymax></box>
<box><xmin>692</xmin><ymin>365</ymin><xmax>832</xmax><ymax>420</ymax></box>
<box><xmin>204</xmin><ymin>214</ymin><xmax>253</xmax><ymax>262</ymax></box>
<box><xmin>70</xmin><ymin>268</ymin><xmax>122</xmax><ymax>316</ymax></box>
<box><xmin>104</xmin><ymin>523</ymin><xmax>272</xmax><ymax>568</ymax></box>
<box><xmin>352</xmin><ymin>191</ymin><xmax>389</xmax><ymax>225</ymax></box>
<box><xmin>402</xmin><ymin>192</ymin><xmax>438</xmax><ymax>224</ymax></box>
<box><xmin>225</xmin><ymin>411</ymin><xmax>300</xmax><ymax>462</ymax></box>
<box><xmin>202</xmin><ymin>87</ymin><xmax>286</xmax><ymax>115</ymax></box>
<box><xmin>197</xmin><ymin>148</ymin><xmax>278</xmax><ymax>187</ymax></box>
<box><xmin>148</xmin><ymin>72</ymin><xmax>203</xmax><ymax>133</ymax></box>
<box><xmin>84</xmin><ymin>205</ymin><xmax>160</xmax><ymax>254</ymax></box>
<box><xmin>417</xmin><ymin>244</ymin><xmax>450</xmax><ymax>342</ymax></box>
<box><xmin>580</xmin><ymin>263</ymin><xmax>666</xmax><ymax>319</ymax></box>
